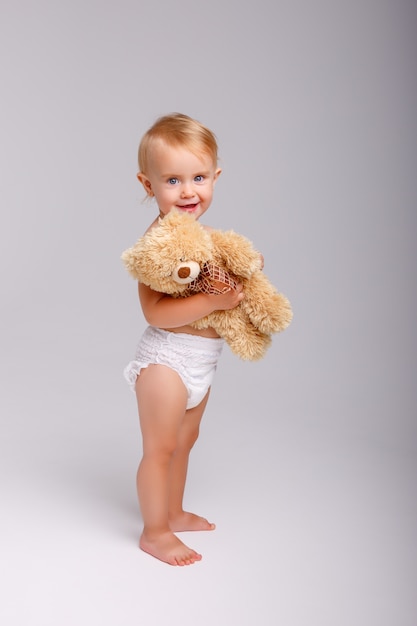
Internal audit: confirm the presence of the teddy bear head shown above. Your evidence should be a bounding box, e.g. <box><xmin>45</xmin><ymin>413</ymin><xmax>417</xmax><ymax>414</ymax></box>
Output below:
<box><xmin>121</xmin><ymin>210</ymin><xmax>213</xmax><ymax>295</ymax></box>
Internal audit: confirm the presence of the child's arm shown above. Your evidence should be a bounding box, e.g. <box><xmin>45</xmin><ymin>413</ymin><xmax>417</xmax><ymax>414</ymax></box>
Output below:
<box><xmin>138</xmin><ymin>282</ymin><xmax>244</xmax><ymax>329</ymax></box>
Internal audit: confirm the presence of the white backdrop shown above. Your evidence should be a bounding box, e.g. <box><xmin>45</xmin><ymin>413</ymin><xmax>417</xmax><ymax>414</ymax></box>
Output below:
<box><xmin>1</xmin><ymin>1</ymin><xmax>416</xmax><ymax>625</ymax></box>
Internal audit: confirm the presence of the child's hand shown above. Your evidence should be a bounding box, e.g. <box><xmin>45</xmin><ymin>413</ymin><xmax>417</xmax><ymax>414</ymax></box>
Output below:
<box><xmin>209</xmin><ymin>283</ymin><xmax>244</xmax><ymax>311</ymax></box>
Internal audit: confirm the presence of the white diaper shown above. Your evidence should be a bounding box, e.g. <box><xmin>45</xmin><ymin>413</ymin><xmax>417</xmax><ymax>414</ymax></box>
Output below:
<box><xmin>124</xmin><ymin>326</ymin><xmax>224</xmax><ymax>409</ymax></box>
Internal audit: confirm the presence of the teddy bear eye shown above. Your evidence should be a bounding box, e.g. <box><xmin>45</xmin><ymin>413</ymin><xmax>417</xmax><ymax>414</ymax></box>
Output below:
<box><xmin>179</xmin><ymin>257</ymin><xmax>186</xmax><ymax>263</ymax></box>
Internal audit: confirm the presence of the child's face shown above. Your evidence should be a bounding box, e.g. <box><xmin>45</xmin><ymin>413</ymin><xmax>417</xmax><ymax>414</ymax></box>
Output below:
<box><xmin>138</xmin><ymin>140</ymin><xmax>221</xmax><ymax>220</ymax></box>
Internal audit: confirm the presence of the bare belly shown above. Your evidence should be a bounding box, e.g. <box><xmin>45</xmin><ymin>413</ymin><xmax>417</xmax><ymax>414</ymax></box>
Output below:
<box><xmin>162</xmin><ymin>324</ymin><xmax>220</xmax><ymax>338</ymax></box>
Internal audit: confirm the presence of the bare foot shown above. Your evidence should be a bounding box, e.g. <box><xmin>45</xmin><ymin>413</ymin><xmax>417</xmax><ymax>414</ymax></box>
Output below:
<box><xmin>139</xmin><ymin>530</ymin><xmax>202</xmax><ymax>566</ymax></box>
<box><xmin>169</xmin><ymin>511</ymin><xmax>216</xmax><ymax>532</ymax></box>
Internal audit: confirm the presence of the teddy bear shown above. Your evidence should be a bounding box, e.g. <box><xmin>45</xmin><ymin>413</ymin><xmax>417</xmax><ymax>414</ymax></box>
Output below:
<box><xmin>121</xmin><ymin>209</ymin><xmax>292</xmax><ymax>360</ymax></box>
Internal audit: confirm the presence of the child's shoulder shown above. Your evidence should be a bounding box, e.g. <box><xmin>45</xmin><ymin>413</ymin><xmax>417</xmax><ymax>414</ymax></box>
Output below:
<box><xmin>144</xmin><ymin>217</ymin><xmax>160</xmax><ymax>235</ymax></box>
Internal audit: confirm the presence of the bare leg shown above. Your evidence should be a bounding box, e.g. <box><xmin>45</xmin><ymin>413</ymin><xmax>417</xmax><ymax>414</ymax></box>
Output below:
<box><xmin>168</xmin><ymin>390</ymin><xmax>216</xmax><ymax>532</ymax></box>
<box><xmin>135</xmin><ymin>364</ymin><xmax>202</xmax><ymax>566</ymax></box>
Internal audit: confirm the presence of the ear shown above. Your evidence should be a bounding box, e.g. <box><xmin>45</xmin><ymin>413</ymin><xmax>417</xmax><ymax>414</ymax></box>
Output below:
<box><xmin>137</xmin><ymin>172</ymin><xmax>154</xmax><ymax>197</ymax></box>
<box><xmin>213</xmin><ymin>168</ymin><xmax>222</xmax><ymax>184</ymax></box>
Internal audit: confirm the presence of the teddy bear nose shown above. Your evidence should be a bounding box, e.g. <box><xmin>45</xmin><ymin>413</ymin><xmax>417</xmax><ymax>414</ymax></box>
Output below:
<box><xmin>178</xmin><ymin>267</ymin><xmax>191</xmax><ymax>279</ymax></box>
<box><xmin>172</xmin><ymin>261</ymin><xmax>201</xmax><ymax>284</ymax></box>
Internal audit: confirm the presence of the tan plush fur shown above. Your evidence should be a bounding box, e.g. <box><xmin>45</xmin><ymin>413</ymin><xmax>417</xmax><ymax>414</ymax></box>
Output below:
<box><xmin>122</xmin><ymin>210</ymin><xmax>292</xmax><ymax>360</ymax></box>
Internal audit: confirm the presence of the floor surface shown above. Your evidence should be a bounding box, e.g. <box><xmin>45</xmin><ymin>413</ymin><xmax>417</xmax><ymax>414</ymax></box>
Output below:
<box><xmin>1</xmin><ymin>357</ymin><xmax>416</xmax><ymax>626</ymax></box>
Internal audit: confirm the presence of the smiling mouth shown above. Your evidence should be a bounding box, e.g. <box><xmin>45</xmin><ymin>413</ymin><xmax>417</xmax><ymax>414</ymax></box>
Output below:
<box><xmin>178</xmin><ymin>203</ymin><xmax>198</xmax><ymax>211</ymax></box>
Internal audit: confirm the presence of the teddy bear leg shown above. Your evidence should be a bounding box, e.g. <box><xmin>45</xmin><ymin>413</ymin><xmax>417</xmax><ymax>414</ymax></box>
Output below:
<box><xmin>240</xmin><ymin>273</ymin><xmax>293</xmax><ymax>334</ymax></box>
<box><xmin>212</xmin><ymin>312</ymin><xmax>272</xmax><ymax>361</ymax></box>
<box><xmin>229</xmin><ymin>326</ymin><xmax>271</xmax><ymax>360</ymax></box>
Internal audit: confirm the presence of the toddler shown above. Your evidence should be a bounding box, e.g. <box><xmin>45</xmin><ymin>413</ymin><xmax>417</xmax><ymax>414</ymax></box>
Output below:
<box><xmin>124</xmin><ymin>113</ymin><xmax>245</xmax><ymax>566</ymax></box>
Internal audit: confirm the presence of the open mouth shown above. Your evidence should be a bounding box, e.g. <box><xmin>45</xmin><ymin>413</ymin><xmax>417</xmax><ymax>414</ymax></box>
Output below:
<box><xmin>178</xmin><ymin>203</ymin><xmax>198</xmax><ymax>211</ymax></box>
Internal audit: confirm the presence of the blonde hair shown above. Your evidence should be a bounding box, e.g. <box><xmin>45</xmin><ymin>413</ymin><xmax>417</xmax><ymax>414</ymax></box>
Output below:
<box><xmin>138</xmin><ymin>113</ymin><xmax>219</xmax><ymax>174</ymax></box>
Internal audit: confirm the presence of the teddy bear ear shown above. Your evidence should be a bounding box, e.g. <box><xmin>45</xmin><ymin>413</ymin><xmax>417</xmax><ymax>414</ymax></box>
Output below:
<box><xmin>121</xmin><ymin>247</ymin><xmax>139</xmax><ymax>279</ymax></box>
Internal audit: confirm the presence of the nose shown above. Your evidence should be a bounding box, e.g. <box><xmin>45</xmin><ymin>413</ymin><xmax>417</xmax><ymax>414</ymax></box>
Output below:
<box><xmin>181</xmin><ymin>182</ymin><xmax>195</xmax><ymax>198</ymax></box>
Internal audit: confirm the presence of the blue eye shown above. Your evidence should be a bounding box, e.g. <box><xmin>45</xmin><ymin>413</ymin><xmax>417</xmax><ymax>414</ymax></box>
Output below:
<box><xmin>168</xmin><ymin>178</ymin><xmax>179</xmax><ymax>185</ymax></box>
<box><xmin>194</xmin><ymin>175</ymin><xmax>204</xmax><ymax>182</ymax></box>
